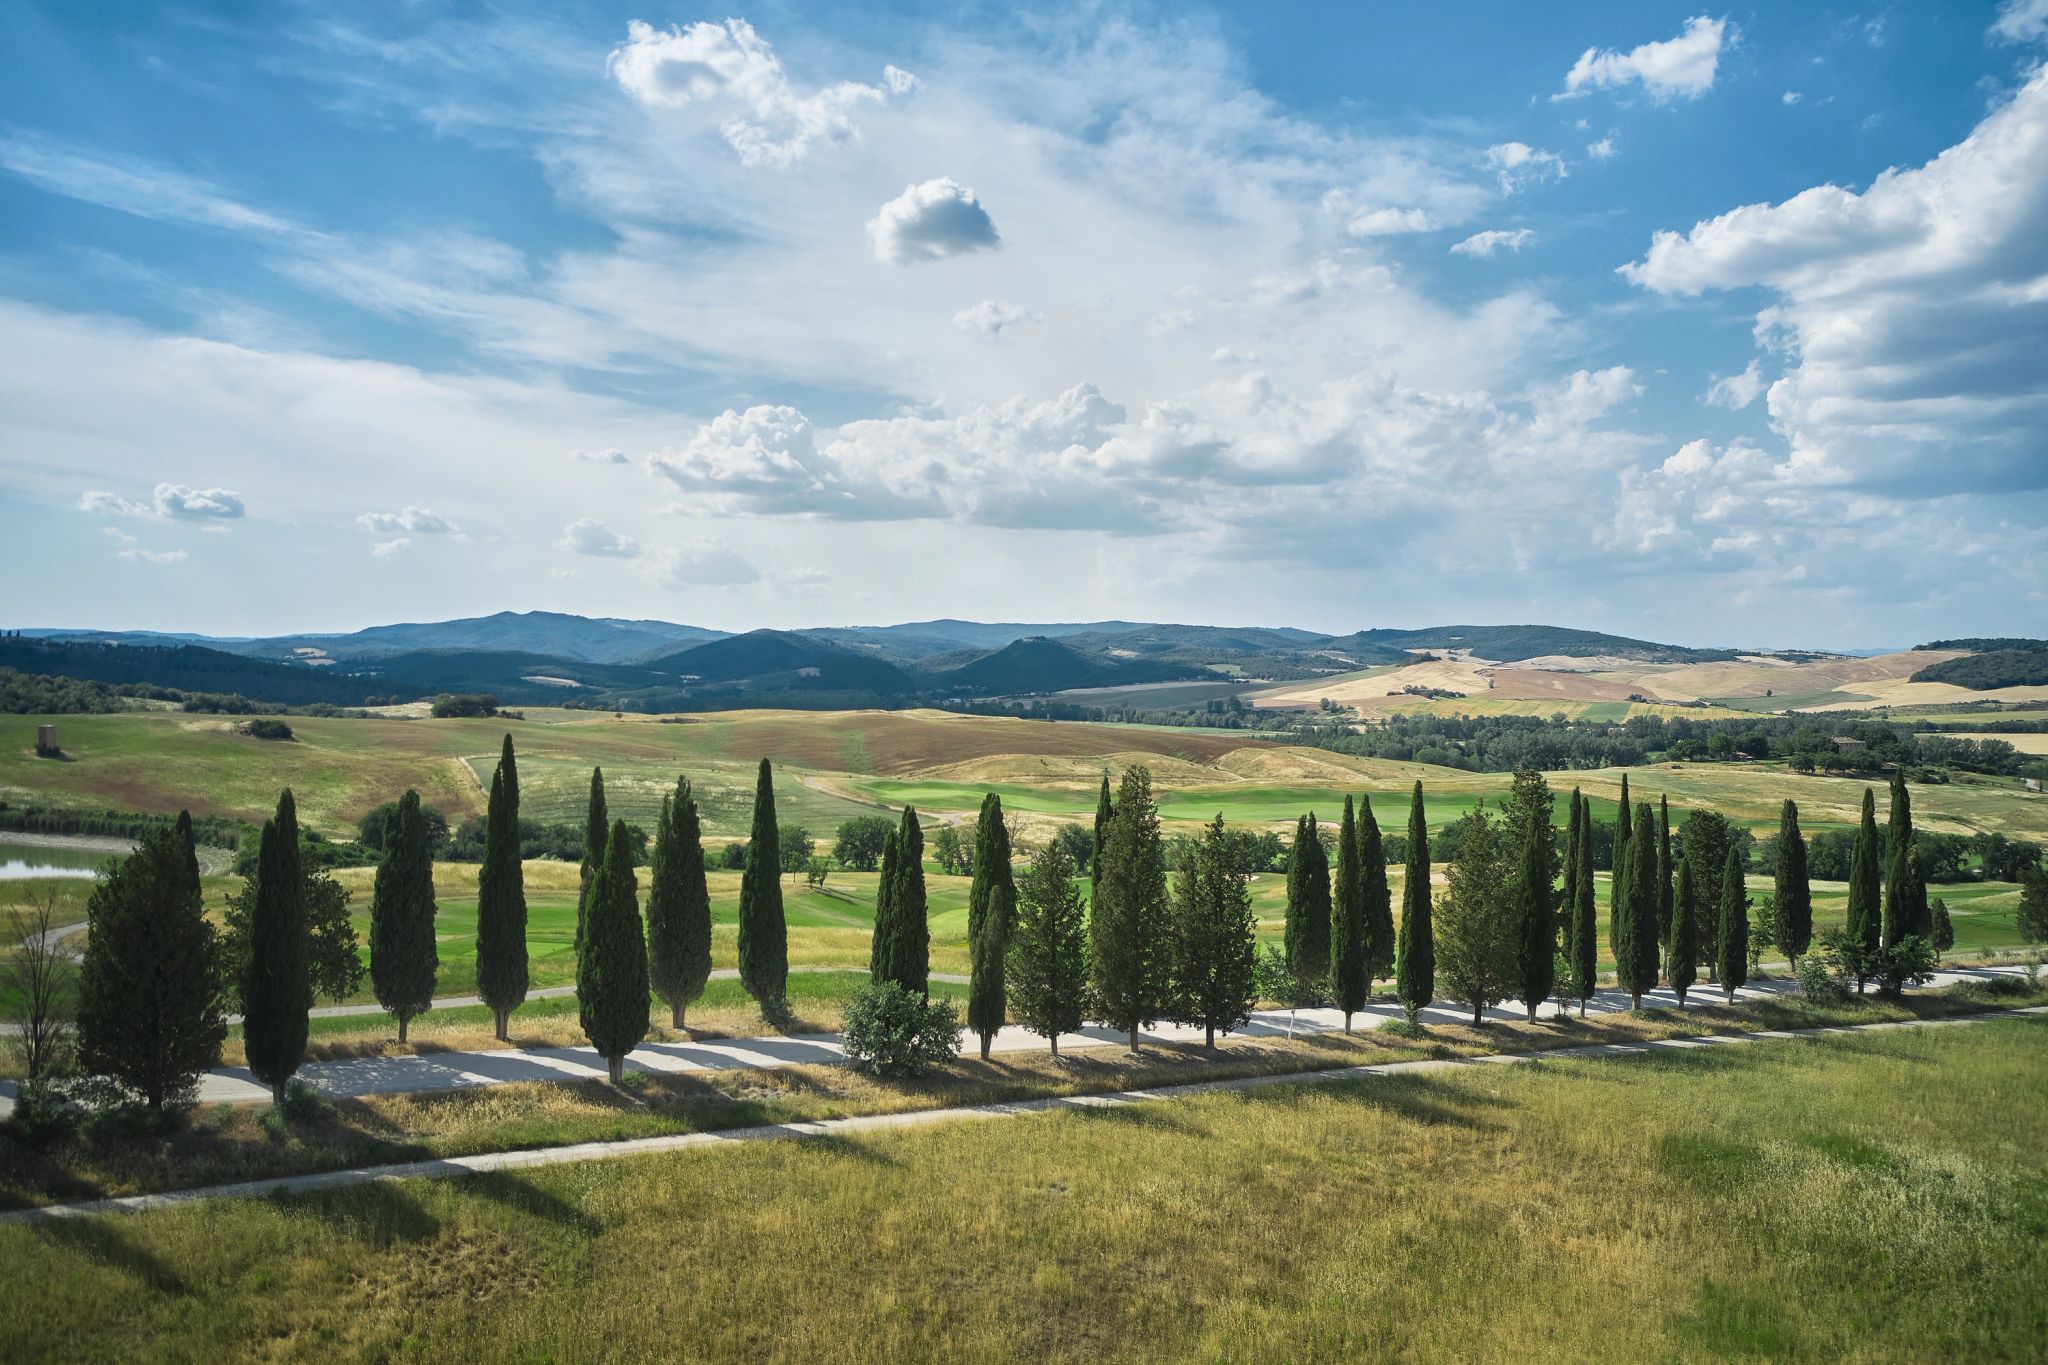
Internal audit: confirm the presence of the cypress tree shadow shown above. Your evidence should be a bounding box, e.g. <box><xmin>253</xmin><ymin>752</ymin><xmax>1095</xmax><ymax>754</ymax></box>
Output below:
<box><xmin>458</xmin><ymin>1170</ymin><xmax>599</xmax><ymax>1234</ymax></box>
<box><xmin>35</xmin><ymin>1216</ymin><xmax>191</xmax><ymax>1294</ymax></box>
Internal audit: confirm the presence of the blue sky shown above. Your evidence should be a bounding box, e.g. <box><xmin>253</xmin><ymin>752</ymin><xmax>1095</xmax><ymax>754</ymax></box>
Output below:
<box><xmin>2</xmin><ymin>1</ymin><xmax>2043</xmax><ymax>649</ymax></box>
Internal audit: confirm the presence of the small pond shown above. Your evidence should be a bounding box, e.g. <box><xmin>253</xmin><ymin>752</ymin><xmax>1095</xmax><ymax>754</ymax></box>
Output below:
<box><xmin>0</xmin><ymin>840</ymin><xmax>114</xmax><ymax>881</ymax></box>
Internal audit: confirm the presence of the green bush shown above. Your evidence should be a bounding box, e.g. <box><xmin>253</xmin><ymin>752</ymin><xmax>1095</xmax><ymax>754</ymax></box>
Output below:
<box><xmin>1795</xmin><ymin>953</ymin><xmax>1849</xmax><ymax>1005</ymax></box>
<box><xmin>280</xmin><ymin>1078</ymin><xmax>331</xmax><ymax>1125</ymax></box>
<box><xmin>6</xmin><ymin>1078</ymin><xmax>77</xmax><ymax>1147</ymax></box>
<box><xmin>839</xmin><ymin>981</ymin><xmax>961</xmax><ymax>1078</ymax></box>
<box><xmin>242</xmin><ymin>718</ymin><xmax>294</xmax><ymax>741</ymax></box>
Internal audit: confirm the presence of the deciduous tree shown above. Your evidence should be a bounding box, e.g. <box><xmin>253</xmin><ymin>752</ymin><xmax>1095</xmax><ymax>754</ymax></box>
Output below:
<box><xmin>1170</xmin><ymin>814</ymin><xmax>1258</xmax><ymax>1048</ymax></box>
<box><xmin>1008</xmin><ymin>840</ymin><xmax>1088</xmax><ymax>1056</ymax></box>
<box><xmin>1090</xmin><ymin>766</ymin><xmax>1169</xmax><ymax>1050</ymax></box>
<box><xmin>77</xmin><ymin>820</ymin><xmax>225</xmax><ymax>1115</ymax></box>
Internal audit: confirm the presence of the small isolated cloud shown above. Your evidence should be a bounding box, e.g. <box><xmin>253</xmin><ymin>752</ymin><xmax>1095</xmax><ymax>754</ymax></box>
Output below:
<box><xmin>1451</xmin><ymin>228</ymin><xmax>1535</xmax><ymax>257</ymax></box>
<box><xmin>355</xmin><ymin>506</ymin><xmax>454</xmax><ymax>535</ymax></box>
<box><xmin>1994</xmin><ymin>0</ymin><xmax>2048</xmax><ymax>43</ymax></box>
<box><xmin>79</xmin><ymin>490</ymin><xmax>150</xmax><ymax>516</ymax></box>
<box><xmin>1558</xmin><ymin>16</ymin><xmax>1728</xmax><ymax>103</ymax></box>
<box><xmin>371</xmin><ymin>538</ymin><xmax>411</xmax><ymax>557</ymax></box>
<box><xmin>1485</xmin><ymin>142</ymin><xmax>1566</xmax><ymax>194</ymax></box>
<box><xmin>775</xmin><ymin>566</ymin><xmax>830</xmax><ymax>593</ymax></box>
<box><xmin>82</xmin><ymin>483</ymin><xmax>243</xmax><ymax>519</ymax></box>
<box><xmin>1345</xmin><ymin>206</ymin><xmax>1434</xmax><ymax>238</ymax></box>
<box><xmin>1782</xmin><ymin>90</ymin><xmax>1803</xmax><ymax>106</ymax></box>
<box><xmin>605</xmin><ymin>19</ymin><xmax>912</xmax><ymax>167</ymax></box>
<box><xmin>1210</xmin><ymin>347</ymin><xmax>1260</xmax><ymax>364</ymax></box>
<box><xmin>570</xmin><ymin>448</ymin><xmax>629</xmax><ymax>465</ymax></box>
<box><xmin>1704</xmin><ymin>358</ymin><xmax>1765</xmax><ymax>409</ymax></box>
<box><xmin>647</xmin><ymin>538</ymin><xmax>760</xmax><ymax>587</ymax></box>
<box><xmin>952</xmin><ymin>300</ymin><xmax>1040</xmax><ymax>334</ymax></box>
<box><xmin>153</xmin><ymin>482</ymin><xmax>244</xmax><ymax>519</ymax></box>
<box><xmin>868</xmin><ymin>178</ymin><xmax>999</xmax><ymax>265</ymax></box>
<box><xmin>119</xmin><ymin>547</ymin><xmax>187</xmax><ymax>565</ymax></box>
<box><xmin>103</xmin><ymin>525</ymin><xmax>185</xmax><ymax>565</ymax></box>
<box><xmin>558</xmin><ymin>517</ymin><xmax>641</xmax><ymax>558</ymax></box>
<box><xmin>1587</xmin><ymin>135</ymin><xmax>1618</xmax><ymax>160</ymax></box>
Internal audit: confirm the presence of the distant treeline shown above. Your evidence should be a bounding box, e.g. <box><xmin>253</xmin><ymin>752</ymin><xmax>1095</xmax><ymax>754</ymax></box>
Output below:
<box><xmin>1916</xmin><ymin>637</ymin><xmax>2047</xmax><ymax>652</ymax></box>
<box><xmin>0</xmin><ymin>801</ymin><xmax>248</xmax><ymax>850</ymax></box>
<box><xmin>0</xmin><ymin>666</ymin><xmax>383</xmax><ymax>717</ymax></box>
<box><xmin>0</xmin><ymin>638</ymin><xmax>398</xmax><ymax>707</ymax></box>
<box><xmin>1910</xmin><ymin>648</ymin><xmax>2048</xmax><ymax>691</ymax></box>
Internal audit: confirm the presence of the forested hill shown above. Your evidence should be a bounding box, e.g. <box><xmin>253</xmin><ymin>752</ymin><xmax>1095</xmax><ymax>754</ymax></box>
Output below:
<box><xmin>0</xmin><ymin>638</ymin><xmax>396</xmax><ymax>706</ymax></box>
<box><xmin>1911</xmin><ymin>648</ymin><xmax>2048</xmax><ymax>690</ymax></box>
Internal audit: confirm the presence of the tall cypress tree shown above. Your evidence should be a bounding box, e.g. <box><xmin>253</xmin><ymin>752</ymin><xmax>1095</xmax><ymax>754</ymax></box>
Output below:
<box><xmin>370</xmin><ymin>789</ymin><xmax>439</xmax><ymax>1042</ymax></box>
<box><xmin>1773</xmin><ymin>799</ymin><xmax>1813</xmax><ymax>972</ymax></box>
<box><xmin>967</xmin><ymin>793</ymin><xmax>1017</xmax><ymax>1059</ymax></box>
<box><xmin>1610</xmin><ymin>775</ymin><xmax>1632</xmax><ymax>959</ymax></box>
<box><xmin>1395</xmin><ymin>781</ymin><xmax>1434</xmax><ymax>1022</ymax></box>
<box><xmin>576</xmin><ymin>766</ymin><xmax>608</xmax><ymax>956</ymax></box>
<box><xmin>1846</xmin><ymin>787</ymin><xmax>1881</xmax><ymax>991</ymax></box>
<box><xmin>877</xmin><ymin>806</ymin><xmax>930</xmax><ymax>995</ymax></box>
<box><xmin>1569</xmin><ymin>792</ymin><xmax>1597</xmax><ymax>1017</ymax></box>
<box><xmin>1615</xmin><ymin>801</ymin><xmax>1661</xmax><ymax>1009</ymax></box>
<box><xmin>1360</xmin><ymin>794</ymin><xmax>1395</xmax><ymax>983</ymax></box>
<box><xmin>243</xmin><ymin>789</ymin><xmax>310</xmax><ymax>1105</ymax></box>
<box><xmin>738</xmin><ymin>758</ymin><xmax>788</xmax><ymax>1012</ymax></box>
<box><xmin>1668</xmin><ymin>854</ymin><xmax>1698</xmax><ymax>1006</ymax></box>
<box><xmin>1286</xmin><ymin>812</ymin><xmax>1332</xmax><ymax>985</ymax></box>
<box><xmin>647</xmin><ymin>776</ymin><xmax>713</xmax><ymax>1029</ymax></box>
<box><xmin>1882</xmin><ymin>770</ymin><xmax>1931</xmax><ymax>943</ymax></box>
<box><xmin>579</xmin><ymin>819</ymin><xmax>650</xmax><ymax>1083</ymax></box>
<box><xmin>1717</xmin><ymin>848</ymin><xmax>1749</xmax><ymax>1003</ymax></box>
<box><xmin>1091</xmin><ymin>774</ymin><xmax>1113</xmax><ymax>899</ymax></box>
<box><xmin>1560</xmin><ymin>791</ymin><xmax>1582</xmax><ymax>949</ymax></box>
<box><xmin>1331</xmin><ymin>796</ymin><xmax>1368</xmax><ymax>1030</ymax></box>
<box><xmin>1656</xmin><ymin>796</ymin><xmax>1674</xmax><ymax>964</ymax></box>
<box><xmin>1090</xmin><ymin>765</ymin><xmax>1169</xmax><ymax>1050</ymax></box>
<box><xmin>475</xmin><ymin>735</ymin><xmax>528</xmax><ymax>1040</ymax></box>
<box><xmin>1284</xmin><ymin>813</ymin><xmax>1310</xmax><ymax>946</ymax></box>
<box><xmin>871</xmin><ymin>827</ymin><xmax>901</xmax><ymax>980</ymax></box>
<box><xmin>1514</xmin><ymin>794</ymin><xmax>1555</xmax><ymax>1021</ymax></box>
<box><xmin>77</xmin><ymin>821</ymin><xmax>226</xmax><ymax>1116</ymax></box>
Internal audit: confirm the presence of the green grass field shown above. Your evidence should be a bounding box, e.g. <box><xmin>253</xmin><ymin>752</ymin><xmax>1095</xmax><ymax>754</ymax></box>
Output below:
<box><xmin>3</xmin><ymin>1011</ymin><xmax>2041</xmax><ymax>1360</ymax></box>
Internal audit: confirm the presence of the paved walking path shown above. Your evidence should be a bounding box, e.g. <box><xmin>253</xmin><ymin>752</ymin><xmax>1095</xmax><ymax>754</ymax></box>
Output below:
<box><xmin>1</xmin><ymin>966</ymin><xmax>2027</xmax><ymax>1119</ymax></box>
<box><xmin>6</xmin><ymin>1001</ymin><xmax>2041</xmax><ymax>1226</ymax></box>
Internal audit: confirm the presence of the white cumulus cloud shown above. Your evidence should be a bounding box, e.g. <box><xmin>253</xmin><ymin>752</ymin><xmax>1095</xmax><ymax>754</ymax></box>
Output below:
<box><xmin>1485</xmin><ymin>142</ymin><xmax>1565</xmax><ymax>194</ymax></box>
<box><xmin>356</xmin><ymin>506</ymin><xmax>454</xmax><ymax>534</ymax></box>
<box><xmin>867</xmin><ymin>179</ymin><xmax>1000</xmax><ymax>265</ymax></box>
<box><xmin>952</xmin><ymin>300</ymin><xmax>1040</xmax><ymax>334</ymax></box>
<box><xmin>1559</xmin><ymin>16</ymin><xmax>1728</xmax><ymax>103</ymax></box>
<box><xmin>1624</xmin><ymin>64</ymin><xmax>2048</xmax><ymax>494</ymax></box>
<box><xmin>558</xmin><ymin>517</ymin><xmax>641</xmax><ymax>558</ymax></box>
<box><xmin>605</xmin><ymin>19</ymin><xmax>912</xmax><ymax>168</ymax></box>
<box><xmin>153</xmin><ymin>483</ymin><xmax>244</xmax><ymax>519</ymax></box>
<box><xmin>1704</xmin><ymin>359</ymin><xmax>1765</xmax><ymax>409</ymax></box>
<box><xmin>1345</xmin><ymin>206</ymin><xmax>1434</xmax><ymax>237</ymax></box>
<box><xmin>1451</xmin><ymin>229</ymin><xmax>1535</xmax><ymax>257</ymax></box>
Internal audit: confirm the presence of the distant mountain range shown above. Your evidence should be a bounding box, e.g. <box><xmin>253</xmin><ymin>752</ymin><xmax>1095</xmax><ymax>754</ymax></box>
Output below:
<box><xmin>2</xmin><ymin>613</ymin><xmax>1749</xmax><ymax>712</ymax></box>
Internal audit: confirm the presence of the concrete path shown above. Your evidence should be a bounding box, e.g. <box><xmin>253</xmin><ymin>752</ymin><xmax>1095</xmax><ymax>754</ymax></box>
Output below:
<box><xmin>2</xmin><ymin>965</ymin><xmax>2026</xmax><ymax>1118</ymax></box>
<box><xmin>0</xmin><ymin>966</ymin><xmax>973</xmax><ymax>1036</ymax></box>
<box><xmin>7</xmin><ymin>1002</ymin><xmax>2041</xmax><ymax>1226</ymax></box>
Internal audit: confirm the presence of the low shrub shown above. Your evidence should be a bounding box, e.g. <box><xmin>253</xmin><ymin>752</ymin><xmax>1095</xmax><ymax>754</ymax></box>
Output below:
<box><xmin>840</xmin><ymin>981</ymin><xmax>961</xmax><ymax>1078</ymax></box>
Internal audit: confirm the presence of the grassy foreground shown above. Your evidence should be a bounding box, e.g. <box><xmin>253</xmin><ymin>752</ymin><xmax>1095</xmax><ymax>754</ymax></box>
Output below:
<box><xmin>2</xmin><ymin>1008</ymin><xmax>2043</xmax><ymax>1360</ymax></box>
